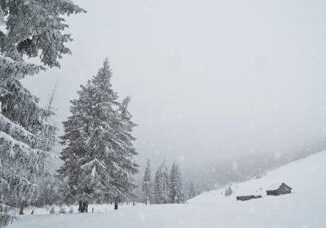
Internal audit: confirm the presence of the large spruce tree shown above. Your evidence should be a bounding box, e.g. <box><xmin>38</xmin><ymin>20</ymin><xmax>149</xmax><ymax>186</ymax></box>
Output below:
<box><xmin>0</xmin><ymin>0</ymin><xmax>84</xmax><ymax>221</ymax></box>
<box><xmin>59</xmin><ymin>59</ymin><xmax>138</xmax><ymax>212</ymax></box>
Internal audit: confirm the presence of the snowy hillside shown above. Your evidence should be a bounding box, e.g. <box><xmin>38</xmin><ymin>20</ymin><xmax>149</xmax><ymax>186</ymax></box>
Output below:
<box><xmin>191</xmin><ymin>150</ymin><xmax>326</xmax><ymax>204</ymax></box>
<box><xmin>9</xmin><ymin>151</ymin><xmax>326</xmax><ymax>228</ymax></box>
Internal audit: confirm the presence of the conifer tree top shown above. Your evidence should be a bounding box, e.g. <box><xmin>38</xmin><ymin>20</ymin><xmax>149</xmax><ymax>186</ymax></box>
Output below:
<box><xmin>0</xmin><ymin>0</ymin><xmax>85</xmax><ymax>68</ymax></box>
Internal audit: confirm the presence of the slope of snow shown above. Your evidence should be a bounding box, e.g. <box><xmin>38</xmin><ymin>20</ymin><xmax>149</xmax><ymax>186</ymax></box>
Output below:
<box><xmin>9</xmin><ymin>151</ymin><xmax>326</xmax><ymax>228</ymax></box>
<box><xmin>191</xmin><ymin>150</ymin><xmax>326</xmax><ymax>203</ymax></box>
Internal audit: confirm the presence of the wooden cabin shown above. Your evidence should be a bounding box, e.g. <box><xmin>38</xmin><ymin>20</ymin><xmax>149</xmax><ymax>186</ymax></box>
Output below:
<box><xmin>266</xmin><ymin>183</ymin><xmax>292</xmax><ymax>196</ymax></box>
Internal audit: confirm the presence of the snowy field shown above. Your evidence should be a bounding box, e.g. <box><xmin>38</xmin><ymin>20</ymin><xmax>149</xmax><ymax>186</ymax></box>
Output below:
<box><xmin>9</xmin><ymin>151</ymin><xmax>326</xmax><ymax>228</ymax></box>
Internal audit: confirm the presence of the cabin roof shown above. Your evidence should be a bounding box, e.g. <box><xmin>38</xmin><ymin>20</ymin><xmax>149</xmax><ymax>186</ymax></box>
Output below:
<box><xmin>278</xmin><ymin>183</ymin><xmax>292</xmax><ymax>190</ymax></box>
<box><xmin>266</xmin><ymin>182</ymin><xmax>292</xmax><ymax>191</ymax></box>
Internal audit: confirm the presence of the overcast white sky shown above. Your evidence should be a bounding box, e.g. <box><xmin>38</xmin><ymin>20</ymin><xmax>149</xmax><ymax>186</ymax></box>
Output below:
<box><xmin>24</xmin><ymin>0</ymin><xmax>326</xmax><ymax>167</ymax></box>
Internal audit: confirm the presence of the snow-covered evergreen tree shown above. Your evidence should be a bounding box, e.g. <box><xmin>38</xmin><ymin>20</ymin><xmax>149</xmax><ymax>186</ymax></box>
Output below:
<box><xmin>153</xmin><ymin>167</ymin><xmax>162</xmax><ymax>204</ymax></box>
<box><xmin>169</xmin><ymin>163</ymin><xmax>184</xmax><ymax>204</ymax></box>
<box><xmin>0</xmin><ymin>0</ymin><xmax>85</xmax><ymax>68</ymax></box>
<box><xmin>59</xmin><ymin>59</ymin><xmax>138</xmax><ymax>212</ymax></box>
<box><xmin>187</xmin><ymin>182</ymin><xmax>197</xmax><ymax>200</ymax></box>
<box><xmin>161</xmin><ymin>164</ymin><xmax>170</xmax><ymax>203</ymax></box>
<box><xmin>153</xmin><ymin>162</ymin><xmax>170</xmax><ymax>204</ymax></box>
<box><xmin>142</xmin><ymin>159</ymin><xmax>152</xmax><ymax>205</ymax></box>
<box><xmin>0</xmin><ymin>0</ymin><xmax>83</xmax><ymax>218</ymax></box>
<box><xmin>32</xmin><ymin>81</ymin><xmax>64</xmax><ymax>208</ymax></box>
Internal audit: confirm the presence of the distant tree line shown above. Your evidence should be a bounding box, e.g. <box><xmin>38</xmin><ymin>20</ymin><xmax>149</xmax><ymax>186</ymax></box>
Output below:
<box><xmin>141</xmin><ymin>160</ymin><xmax>197</xmax><ymax>205</ymax></box>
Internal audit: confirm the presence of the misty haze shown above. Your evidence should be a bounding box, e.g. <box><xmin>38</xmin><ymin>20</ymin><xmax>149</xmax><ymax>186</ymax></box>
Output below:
<box><xmin>1</xmin><ymin>0</ymin><xmax>326</xmax><ymax>227</ymax></box>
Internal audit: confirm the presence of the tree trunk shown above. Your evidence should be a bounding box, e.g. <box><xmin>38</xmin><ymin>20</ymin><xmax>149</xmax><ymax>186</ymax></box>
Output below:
<box><xmin>84</xmin><ymin>202</ymin><xmax>88</xmax><ymax>212</ymax></box>
<box><xmin>145</xmin><ymin>186</ymin><xmax>148</xmax><ymax>205</ymax></box>
<box><xmin>78</xmin><ymin>201</ymin><xmax>83</xmax><ymax>213</ymax></box>
<box><xmin>78</xmin><ymin>201</ymin><xmax>89</xmax><ymax>213</ymax></box>
<box><xmin>114</xmin><ymin>201</ymin><xmax>118</xmax><ymax>210</ymax></box>
<box><xmin>19</xmin><ymin>200</ymin><xmax>26</xmax><ymax>215</ymax></box>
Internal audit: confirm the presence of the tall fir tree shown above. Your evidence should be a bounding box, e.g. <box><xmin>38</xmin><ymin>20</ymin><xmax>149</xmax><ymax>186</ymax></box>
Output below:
<box><xmin>161</xmin><ymin>163</ymin><xmax>170</xmax><ymax>204</ymax></box>
<box><xmin>59</xmin><ymin>59</ymin><xmax>138</xmax><ymax>212</ymax></box>
<box><xmin>153</xmin><ymin>162</ymin><xmax>170</xmax><ymax>204</ymax></box>
<box><xmin>142</xmin><ymin>159</ymin><xmax>153</xmax><ymax>205</ymax></box>
<box><xmin>0</xmin><ymin>0</ymin><xmax>84</xmax><ymax>221</ymax></box>
<box><xmin>169</xmin><ymin>163</ymin><xmax>185</xmax><ymax>204</ymax></box>
<box><xmin>153</xmin><ymin>166</ymin><xmax>162</xmax><ymax>204</ymax></box>
<box><xmin>153</xmin><ymin>167</ymin><xmax>162</xmax><ymax>204</ymax></box>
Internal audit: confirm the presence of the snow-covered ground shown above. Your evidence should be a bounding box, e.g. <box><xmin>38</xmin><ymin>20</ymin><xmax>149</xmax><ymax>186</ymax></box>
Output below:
<box><xmin>9</xmin><ymin>151</ymin><xmax>326</xmax><ymax>228</ymax></box>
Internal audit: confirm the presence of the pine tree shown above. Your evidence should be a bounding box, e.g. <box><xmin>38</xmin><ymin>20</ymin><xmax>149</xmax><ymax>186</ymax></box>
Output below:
<box><xmin>187</xmin><ymin>182</ymin><xmax>197</xmax><ymax>200</ymax></box>
<box><xmin>153</xmin><ymin>167</ymin><xmax>162</xmax><ymax>204</ymax></box>
<box><xmin>142</xmin><ymin>159</ymin><xmax>152</xmax><ymax>205</ymax></box>
<box><xmin>153</xmin><ymin>162</ymin><xmax>170</xmax><ymax>204</ymax></box>
<box><xmin>0</xmin><ymin>0</ymin><xmax>83</xmax><ymax>218</ymax></box>
<box><xmin>161</xmin><ymin>164</ymin><xmax>170</xmax><ymax>203</ymax></box>
<box><xmin>34</xmin><ymin>80</ymin><xmax>61</xmax><ymax>207</ymax></box>
<box><xmin>59</xmin><ymin>59</ymin><xmax>138</xmax><ymax>212</ymax></box>
<box><xmin>169</xmin><ymin>163</ymin><xmax>185</xmax><ymax>204</ymax></box>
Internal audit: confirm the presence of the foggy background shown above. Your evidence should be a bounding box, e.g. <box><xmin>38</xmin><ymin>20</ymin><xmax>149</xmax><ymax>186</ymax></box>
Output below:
<box><xmin>24</xmin><ymin>0</ymin><xmax>326</xmax><ymax>187</ymax></box>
